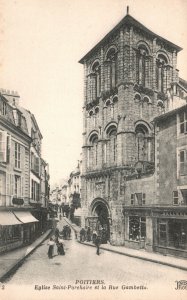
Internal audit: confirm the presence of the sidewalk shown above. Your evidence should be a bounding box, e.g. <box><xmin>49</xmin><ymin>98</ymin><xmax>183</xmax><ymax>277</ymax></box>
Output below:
<box><xmin>63</xmin><ymin>217</ymin><xmax>81</xmax><ymax>235</ymax></box>
<box><xmin>0</xmin><ymin>229</ymin><xmax>52</xmax><ymax>282</ymax></box>
<box><xmin>63</xmin><ymin>217</ymin><xmax>187</xmax><ymax>272</ymax></box>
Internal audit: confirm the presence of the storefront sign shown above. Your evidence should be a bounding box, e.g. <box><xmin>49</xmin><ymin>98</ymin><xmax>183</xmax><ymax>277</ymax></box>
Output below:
<box><xmin>12</xmin><ymin>198</ymin><xmax>24</xmax><ymax>205</ymax></box>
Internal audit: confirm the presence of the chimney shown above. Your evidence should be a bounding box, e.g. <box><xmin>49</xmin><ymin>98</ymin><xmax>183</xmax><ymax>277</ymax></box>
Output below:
<box><xmin>0</xmin><ymin>89</ymin><xmax>20</xmax><ymax>106</ymax></box>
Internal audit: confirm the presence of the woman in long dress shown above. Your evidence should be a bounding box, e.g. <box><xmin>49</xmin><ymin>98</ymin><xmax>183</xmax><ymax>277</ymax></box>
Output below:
<box><xmin>56</xmin><ymin>239</ymin><xmax>65</xmax><ymax>255</ymax></box>
<box><xmin>47</xmin><ymin>237</ymin><xmax>55</xmax><ymax>258</ymax></box>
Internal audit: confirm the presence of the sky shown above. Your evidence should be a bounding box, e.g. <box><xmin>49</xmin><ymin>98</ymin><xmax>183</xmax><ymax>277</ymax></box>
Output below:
<box><xmin>0</xmin><ymin>0</ymin><xmax>187</xmax><ymax>186</ymax></box>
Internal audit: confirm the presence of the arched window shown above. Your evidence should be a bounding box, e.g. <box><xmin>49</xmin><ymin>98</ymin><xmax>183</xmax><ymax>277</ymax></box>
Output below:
<box><xmin>89</xmin><ymin>110</ymin><xmax>94</xmax><ymax>117</ymax></box>
<box><xmin>105</xmin><ymin>99</ymin><xmax>111</xmax><ymax>107</ymax></box>
<box><xmin>106</xmin><ymin>47</ymin><xmax>118</xmax><ymax>90</ymax></box>
<box><xmin>113</xmin><ymin>95</ymin><xmax>118</xmax><ymax>104</ymax></box>
<box><xmin>95</xmin><ymin>107</ymin><xmax>99</xmax><ymax>114</ymax></box>
<box><xmin>156</xmin><ymin>54</ymin><xmax>168</xmax><ymax>93</ymax></box>
<box><xmin>135</xmin><ymin>125</ymin><xmax>149</xmax><ymax>161</ymax></box>
<box><xmin>92</xmin><ymin>61</ymin><xmax>101</xmax><ymax>99</ymax></box>
<box><xmin>94</xmin><ymin>107</ymin><xmax>99</xmax><ymax>127</ymax></box>
<box><xmin>106</xmin><ymin>125</ymin><xmax>117</xmax><ymax>163</ymax></box>
<box><xmin>157</xmin><ymin>100</ymin><xmax>165</xmax><ymax>114</ymax></box>
<box><xmin>136</xmin><ymin>45</ymin><xmax>149</xmax><ymax>86</ymax></box>
<box><xmin>89</xmin><ymin>133</ymin><xmax>99</xmax><ymax>167</ymax></box>
<box><xmin>134</xmin><ymin>93</ymin><xmax>141</xmax><ymax>103</ymax></box>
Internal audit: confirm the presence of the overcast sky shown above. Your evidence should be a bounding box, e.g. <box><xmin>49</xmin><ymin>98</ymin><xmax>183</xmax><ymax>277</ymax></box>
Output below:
<box><xmin>0</xmin><ymin>0</ymin><xmax>187</xmax><ymax>186</ymax></box>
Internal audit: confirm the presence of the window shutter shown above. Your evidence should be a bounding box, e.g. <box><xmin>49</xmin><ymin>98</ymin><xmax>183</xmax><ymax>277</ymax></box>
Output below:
<box><xmin>21</xmin><ymin>176</ymin><xmax>24</xmax><ymax>197</ymax></box>
<box><xmin>36</xmin><ymin>157</ymin><xmax>40</xmax><ymax>174</ymax></box>
<box><xmin>0</xmin><ymin>130</ymin><xmax>7</xmax><ymax>162</ymax></box>
<box><xmin>11</xmin><ymin>174</ymin><xmax>15</xmax><ymax>196</ymax></box>
<box><xmin>6</xmin><ymin>173</ymin><xmax>10</xmax><ymax>196</ymax></box>
<box><xmin>6</xmin><ymin>134</ymin><xmax>11</xmax><ymax>163</ymax></box>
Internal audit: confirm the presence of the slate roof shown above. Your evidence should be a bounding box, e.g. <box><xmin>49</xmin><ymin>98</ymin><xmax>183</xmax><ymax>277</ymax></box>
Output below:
<box><xmin>79</xmin><ymin>14</ymin><xmax>182</xmax><ymax>64</ymax></box>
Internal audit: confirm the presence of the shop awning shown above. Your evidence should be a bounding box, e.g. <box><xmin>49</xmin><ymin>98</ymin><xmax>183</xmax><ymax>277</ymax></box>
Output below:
<box><xmin>0</xmin><ymin>211</ymin><xmax>22</xmax><ymax>225</ymax></box>
<box><xmin>13</xmin><ymin>211</ymin><xmax>39</xmax><ymax>223</ymax></box>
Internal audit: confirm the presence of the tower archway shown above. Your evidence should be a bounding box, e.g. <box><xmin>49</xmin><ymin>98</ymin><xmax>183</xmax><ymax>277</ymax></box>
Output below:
<box><xmin>87</xmin><ymin>198</ymin><xmax>111</xmax><ymax>243</ymax></box>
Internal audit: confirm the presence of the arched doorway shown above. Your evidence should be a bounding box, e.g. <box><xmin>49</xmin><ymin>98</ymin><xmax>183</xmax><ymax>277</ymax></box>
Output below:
<box><xmin>87</xmin><ymin>199</ymin><xmax>111</xmax><ymax>243</ymax></box>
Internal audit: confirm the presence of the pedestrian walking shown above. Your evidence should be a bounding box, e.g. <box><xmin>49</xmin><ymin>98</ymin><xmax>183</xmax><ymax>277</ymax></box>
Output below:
<box><xmin>54</xmin><ymin>227</ymin><xmax>60</xmax><ymax>242</ymax></box>
<box><xmin>92</xmin><ymin>230</ymin><xmax>97</xmax><ymax>244</ymax></box>
<box><xmin>86</xmin><ymin>227</ymin><xmax>91</xmax><ymax>242</ymax></box>
<box><xmin>56</xmin><ymin>239</ymin><xmax>65</xmax><ymax>255</ymax></box>
<box><xmin>95</xmin><ymin>235</ymin><xmax>101</xmax><ymax>255</ymax></box>
<box><xmin>47</xmin><ymin>237</ymin><xmax>55</xmax><ymax>259</ymax></box>
<box><xmin>67</xmin><ymin>226</ymin><xmax>71</xmax><ymax>239</ymax></box>
<box><xmin>80</xmin><ymin>228</ymin><xmax>86</xmax><ymax>242</ymax></box>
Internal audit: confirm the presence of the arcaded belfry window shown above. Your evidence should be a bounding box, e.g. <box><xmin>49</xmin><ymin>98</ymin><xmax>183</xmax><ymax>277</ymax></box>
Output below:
<box><xmin>89</xmin><ymin>133</ymin><xmax>99</xmax><ymax>167</ymax></box>
<box><xmin>156</xmin><ymin>54</ymin><xmax>168</xmax><ymax>93</ymax></box>
<box><xmin>136</xmin><ymin>45</ymin><xmax>149</xmax><ymax>87</ymax></box>
<box><xmin>106</xmin><ymin>125</ymin><xmax>117</xmax><ymax>163</ymax></box>
<box><xmin>91</xmin><ymin>61</ymin><xmax>101</xmax><ymax>100</ymax></box>
<box><xmin>105</xmin><ymin>47</ymin><xmax>118</xmax><ymax>90</ymax></box>
<box><xmin>135</xmin><ymin>124</ymin><xmax>150</xmax><ymax>162</ymax></box>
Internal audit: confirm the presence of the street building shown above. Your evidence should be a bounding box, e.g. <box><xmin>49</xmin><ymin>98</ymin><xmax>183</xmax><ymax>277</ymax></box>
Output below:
<box><xmin>67</xmin><ymin>159</ymin><xmax>82</xmax><ymax>225</ymax></box>
<box><xmin>0</xmin><ymin>89</ymin><xmax>50</xmax><ymax>253</ymax></box>
<box><xmin>152</xmin><ymin>104</ymin><xmax>187</xmax><ymax>257</ymax></box>
<box><xmin>79</xmin><ymin>10</ymin><xmax>187</xmax><ymax>257</ymax></box>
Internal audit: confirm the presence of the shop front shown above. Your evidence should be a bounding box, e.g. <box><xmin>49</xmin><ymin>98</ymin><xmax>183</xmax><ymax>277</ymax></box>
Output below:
<box><xmin>0</xmin><ymin>211</ymin><xmax>23</xmax><ymax>253</ymax></box>
<box><xmin>123</xmin><ymin>208</ymin><xmax>153</xmax><ymax>251</ymax></box>
<box><xmin>153</xmin><ymin>209</ymin><xmax>187</xmax><ymax>258</ymax></box>
<box><xmin>13</xmin><ymin>211</ymin><xmax>39</xmax><ymax>245</ymax></box>
<box><xmin>32</xmin><ymin>208</ymin><xmax>49</xmax><ymax>234</ymax></box>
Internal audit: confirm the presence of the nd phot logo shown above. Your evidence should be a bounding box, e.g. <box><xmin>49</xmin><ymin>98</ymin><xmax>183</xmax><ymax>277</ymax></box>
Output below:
<box><xmin>175</xmin><ymin>280</ymin><xmax>187</xmax><ymax>290</ymax></box>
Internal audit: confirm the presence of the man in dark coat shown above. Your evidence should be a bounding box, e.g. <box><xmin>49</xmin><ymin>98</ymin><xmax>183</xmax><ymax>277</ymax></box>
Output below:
<box><xmin>95</xmin><ymin>235</ymin><xmax>101</xmax><ymax>255</ymax></box>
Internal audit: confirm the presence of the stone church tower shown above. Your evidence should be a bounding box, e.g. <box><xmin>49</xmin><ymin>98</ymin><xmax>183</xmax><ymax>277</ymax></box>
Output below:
<box><xmin>79</xmin><ymin>11</ymin><xmax>183</xmax><ymax>246</ymax></box>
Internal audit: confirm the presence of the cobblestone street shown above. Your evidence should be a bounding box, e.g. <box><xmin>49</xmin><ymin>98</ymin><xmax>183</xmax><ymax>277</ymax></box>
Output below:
<box><xmin>1</xmin><ymin>218</ymin><xmax>186</xmax><ymax>300</ymax></box>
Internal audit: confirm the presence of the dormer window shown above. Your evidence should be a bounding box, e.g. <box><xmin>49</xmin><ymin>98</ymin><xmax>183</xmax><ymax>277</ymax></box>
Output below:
<box><xmin>17</xmin><ymin>112</ymin><xmax>22</xmax><ymax>127</ymax></box>
<box><xmin>2</xmin><ymin>102</ymin><xmax>7</xmax><ymax>116</ymax></box>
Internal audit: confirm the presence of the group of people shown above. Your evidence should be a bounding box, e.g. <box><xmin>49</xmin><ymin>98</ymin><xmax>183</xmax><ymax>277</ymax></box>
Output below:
<box><xmin>80</xmin><ymin>227</ymin><xmax>102</xmax><ymax>255</ymax></box>
<box><xmin>47</xmin><ymin>226</ymin><xmax>66</xmax><ymax>259</ymax></box>
<box><xmin>47</xmin><ymin>236</ymin><xmax>65</xmax><ymax>258</ymax></box>
<box><xmin>61</xmin><ymin>225</ymin><xmax>71</xmax><ymax>240</ymax></box>
<box><xmin>48</xmin><ymin>223</ymin><xmax>103</xmax><ymax>257</ymax></box>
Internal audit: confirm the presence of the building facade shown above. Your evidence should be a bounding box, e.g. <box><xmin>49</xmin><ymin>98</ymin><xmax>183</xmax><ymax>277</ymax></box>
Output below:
<box><xmin>79</xmin><ymin>12</ymin><xmax>187</xmax><ymax>257</ymax></box>
<box><xmin>153</xmin><ymin>105</ymin><xmax>187</xmax><ymax>257</ymax></box>
<box><xmin>0</xmin><ymin>89</ymin><xmax>50</xmax><ymax>253</ymax></box>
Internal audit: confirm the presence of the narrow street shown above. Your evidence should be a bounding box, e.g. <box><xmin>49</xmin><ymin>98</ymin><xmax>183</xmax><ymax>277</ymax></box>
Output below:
<box><xmin>3</xmin><ymin>217</ymin><xmax>186</xmax><ymax>300</ymax></box>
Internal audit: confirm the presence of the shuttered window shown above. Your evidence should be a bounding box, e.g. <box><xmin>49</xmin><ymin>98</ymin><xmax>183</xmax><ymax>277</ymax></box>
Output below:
<box><xmin>0</xmin><ymin>130</ymin><xmax>7</xmax><ymax>162</ymax></box>
<box><xmin>179</xmin><ymin>150</ymin><xmax>187</xmax><ymax>175</ymax></box>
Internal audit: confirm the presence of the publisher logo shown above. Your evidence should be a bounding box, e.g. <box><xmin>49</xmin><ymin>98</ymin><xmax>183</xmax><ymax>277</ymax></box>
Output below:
<box><xmin>175</xmin><ymin>280</ymin><xmax>187</xmax><ymax>290</ymax></box>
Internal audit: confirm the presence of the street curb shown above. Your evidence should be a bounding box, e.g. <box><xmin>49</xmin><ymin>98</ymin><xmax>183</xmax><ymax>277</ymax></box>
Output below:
<box><xmin>0</xmin><ymin>229</ymin><xmax>52</xmax><ymax>283</ymax></box>
<box><xmin>63</xmin><ymin>218</ymin><xmax>187</xmax><ymax>272</ymax></box>
<box><xmin>79</xmin><ymin>241</ymin><xmax>187</xmax><ymax>272</ymax></box>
